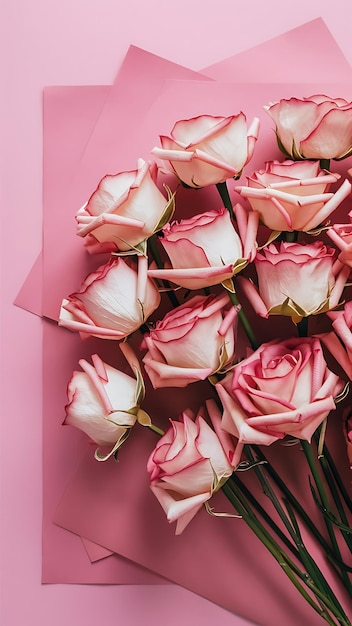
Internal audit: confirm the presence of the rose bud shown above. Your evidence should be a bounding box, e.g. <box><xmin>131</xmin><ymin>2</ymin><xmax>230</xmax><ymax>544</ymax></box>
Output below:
<box><xmin>235</xmin><ymin>159</ymin><xmax>350</xmax><ymax>232</ymax></box>
<box><xmin>148</xmin><ymin>205</ymin><xmax>258</xmax><ymax>290</ymax></box>
<box><xmin>265</xmin><ymin>95</ymin><xmax>352</xmax><ymax>161</ymax></box>
<box><xmin>142</xmin><ymin>293</ymin><xmax>238</xmax><ymax>388</ymax></box>
<box><xmin>147</xmin><ymin>400</ymin><xmax>238</xmax><ymax>534</ymax></box>
<box><xmin>76</xmin><ymin>159</ymin><xmax>173</xmax><ymax>253</ymax></box>
<box><xmin>152</xmin><ymin>113</ymin><xmax>259</xmax><ymax>188</ymax></box>
<box><xmin>59</xmin><ymin>256</ymin><xmax>160</xmax><ymax>340</ymax></box>
<box><xmin>64</xmin><ymin>354</ymin><xmax>144</xmax><ymax>459</ymax></box>
<box><xmin>238</xmin><ymin>241</ymin><xmax>349</xmax><ymax>323</ymax></box>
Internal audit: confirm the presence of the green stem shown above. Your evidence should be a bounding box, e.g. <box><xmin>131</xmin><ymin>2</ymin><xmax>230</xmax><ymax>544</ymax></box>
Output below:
<box><xmin>148</xmin><ymin>234</ymin><xmax>179</xmax><ymax>308</ymax></box>
<box><xmin>217</xmin><ymin>179</ymin><xmax>259</xmax><ymax>352</ymax></box>
<box><xmin>320</xmin><ymin>443</ymin><xmax>352</xmax><ymax>514</ymax></box>
<box><xmin>285</xmin><ymin>230</ymin><xmax>298</xmax><ymax>242</ymax></box>
<box><xmin>222</xmin><ymin>482</ymin><xmax>326</xmax><ymax>617</ymax></box>
<box><xmin>145</xmin><ymin>423</ymin><xmax>165</xmax><ymax>437</ymax></box>
<box><xmin>245</xmin><ymin>447</ymin><xmax>350</xmax><ymax>618</ymax></box>
<box><xmin>250</xmin><ymin>445</ymin><xmax>333</xmax><ymax>553</ymax></box>
<box><xmin>294</xmin><ymin>312</ymin><xmax>350</xmax><ymax>582</ymax></box>
<box><xmin>216</xmin><ymin>181</ymin><xmax>233</xmax><ymax>218</ymax></box>
<box><xmin>228</xmin><ymin>290</ymin><xmax>259</xmax><ymax>350</ymax></box>
<box><xmin>231</xmin><ymin>473</ymin><xmax>299</xmax><ymax>558</ymax></box>
<box><xmin>317</xmin><ymin>451</ymin><xmax>352</xmax><ymax>551</ymax></box>
<box><xmin>245</xmin><ymin>447</ymin><xmax>298</xmax><ymax>542</ymax></box>
<box><xmin>301</xmin><ymin>440</ymin><xmax>352</xmax><ymax>594</ymax></box>
<box><xmin>320</xmin><ymin>159</ymin><xmax>331</xmax><ymax>172</ymax></box>
<box><xmin>283</xmin><ymin>498</ymin><xmax>351</xmax><ymax>626</ymax></box>
<box><xmin>222</xmin><ymin>481</ymin><xmax>348</xmax><ymax>626</ymax></box>
<box><xmin>297</xmin><ymin>317</ymin><xmax>309</xmax><ymax>337</ymax></box>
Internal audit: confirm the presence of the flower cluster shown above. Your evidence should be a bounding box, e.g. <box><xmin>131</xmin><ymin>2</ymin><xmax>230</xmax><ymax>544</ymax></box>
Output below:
<box><xmin>59</xmin><ymin>100</ymin><xmax>352</xmax><ymax>625</ymax></box>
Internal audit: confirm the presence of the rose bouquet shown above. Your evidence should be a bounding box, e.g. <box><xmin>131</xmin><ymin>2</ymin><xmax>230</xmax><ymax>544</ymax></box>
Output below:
<box><xmin>59</xmin><ymin>100</ymin><xmax>352</xmax><ymax>626</ymax></box>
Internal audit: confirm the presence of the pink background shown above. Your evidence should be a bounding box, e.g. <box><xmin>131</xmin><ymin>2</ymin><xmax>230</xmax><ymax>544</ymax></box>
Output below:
<box><xmin>2</xmin><ymin>2</ymin><xmax>352</xmax><ymax>625</ymax></box>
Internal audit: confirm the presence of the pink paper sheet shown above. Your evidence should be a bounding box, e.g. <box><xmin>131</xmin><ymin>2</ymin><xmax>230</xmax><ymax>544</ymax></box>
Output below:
<box><xmin>81</xmin><ymin>538</ymin><xmax>113</xmax><ymax>563</ymax></box>
<box><xmin>42</xmin><ymin>46</ymin><xmax>211</xmax><ymax>322</ymax></box>
<box><xmin>42</xmin><ymin>318</ymin><xmax>166</xmax><ymax>583</ymax></box>
<box><xmin>203</xmin><ymin>17</ymin><xmax>352</xmax><ymax>81</ymax></box>
<box><xmin>40</xmin><ymin>80</ymin><xmax>204</xmax><ymax>581</ymax></box>
<box><xmin>13</xmin><ymin>16</ymin><xmax>352</xmax><ymax>625</ymax></box>
<box><xmin>52</xmin><ymin>79</ymin><xmax>352</xmax><ymax>626</ymax></box>
<box><xmin>55</xmin><ymin>424</ymin><xmax>351</xmax><ymax>626</ymax></box>
<box><xmin>15</xmin><ymin>18</ymin><xmax>352</xmax><ymax>318</ymax></box>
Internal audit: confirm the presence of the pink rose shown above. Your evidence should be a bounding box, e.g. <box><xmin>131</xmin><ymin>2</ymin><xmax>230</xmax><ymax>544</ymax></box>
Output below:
<box><xmin>152</xmin><ymin>113</ymin><xmax>259</xmax><ymax>188</ymax></box>
<box><xmin>147</xmin><ymin>400</ymin><xmax>238</xmax><ymax>534</ymax></box>
<box><xmin>64</xmin><ymin>354</ymin><xmax>143</xmax><ymax>458</ymax></box>
<box><xmin>265</xmin><ymin>95</ymin><xmax>352</xmax><ymax>160</ymax></box>
<box><xmin>147</xmin><ymin>205</ymin><xmax>258</xmax><ymax>290</ymax></box>
<box><xmin>343</xmin><ymin>409</ymin><xmax>352</xmax><ymax>468</ymax></box>
<box><xmin>239</xmin><ymin>241</ymin><xmax>349</xmax><ymax>322</ymax></box>
<box><xmin>59</xmin><ymin>257</ymin><xmax>160</xmax><ymax>340</ymax></box>
<box><xmin>216</xmin><ymin>337</ymin><xmax>344</xmax><ymax>445</ymax></box>
<box><xmin>142</xmin><ymin>293</ymin><xmax>238</xmax><ymax>388</ymax></box>
<box><xmin>75</xmin><ymin>159</ymin><xmax>172</xmax><ymax>253</ymax></box>
<box><xmin>327</xmin><ymin>210</ymin><xmax>352</xmax><ymax>269</ymax></box>
<box><xmin>328</xmin><ymin>301</ymin><xmax>352</xmax><ymax>362</ymax></box>
<box><xmin>235</xmin><ymin>160</ymin><xmax>350</xmax><ymax>232</ymax></box>
<box><xmin>318</xmin><ymin>302</ymin><xmax>352</xmax><ymax>380</ymax></box>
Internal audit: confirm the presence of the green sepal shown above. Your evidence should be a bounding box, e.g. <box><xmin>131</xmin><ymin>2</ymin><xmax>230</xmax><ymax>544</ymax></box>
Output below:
<box><xmin>205</xmin><ymin>501</ymin><xmax>242</xmax><ymax>519</ymax></box>
<box><xmin>335</xmin><ymin>146</ymin><xmax>352</xmax><ymax>161</ymax></box>
<box><xmin>334</xmin><ymin>382</ymin><xmax>350</xmax><ymax>404</ymax></box>
<box><xmin>210</xmin><ymin>462</ymin><xmax>233</xmax><ymax>495</ymax></box>
<box><xmin>233</xmin><ymin>258</ymin><xmax>249</xmax><ymax>275</ymax></box>
<box><xmin>153</xmin><ymin>185</ymin><xmax>176</xmax><ymax>232</ymax></box>
<box><xmin>135</xmin><ymin>239</ymin><xmax>148</xmax><ymax>256</ymax></box>
<box><xmin>305</xmin><ymin>225</ymin><xmax>331</xmax><ymax>236</ymax></box>
<box><xmin>207</xmin><ymin>343</ymin><xmax>232</xmax><ymax>385</ymax></box>
<box><xmin>105</xmin><ymin>409</ymin><xmax>137</xmax><ymax>426</ymax></box>
<box><xmin>214</xmin><ymin>343</ymin><xmax>229</xmax><ymax>374</ymax></box>
<box><xmin>133</xmin><ymin>365</ymin><xmax>146</xmax><ymax>406</ymax></box>
<box><xmin>94</xmin><ymin>428</ymin><xmax>131</xmax><ymax>462</ymax></box>
<box><xmin>136</xmin><ymin>408</ymin><xmax>152</xmax><ymax>427</ymax></box>
<box><xmin>291</xmin><ymin>138</ymin><xmax>304</xmax><ymax>161</ymax></box>
<box><xmin>267</xmin><ymin>296</ymin><xmax>307</xmax><ymax>320</ymax></box>
<box><xmin>268</xmin><ymin>293</ymin><xmax>333</xmax><ymax>321</ymax></box>
<box><xmin>111</xmin><ymin>238</ymin><xmax>147</xmax><ymax>257</ymax></box>
<box><xmin>221</xmin><ymin>278</ymin><xmax>235</xmax><ymax>293</ymax></box>
<box><xmin>275</xmin><ymin>132</ymin><xmax>293</xmax><ymax>159</ymax></box>
<box><xmin>257</xmin><ymin>231</ymin><xmax>281</xmax><ymax>249</ymax></box>
<box><xmin>137</xmin><ymin>299</ymin><xmax>145</xmax><ymax>324</ymax></box>
<box><xmin>236</xmin><ymin>459</ymin><xmax>268</xmax><ymax>472</ymax></box>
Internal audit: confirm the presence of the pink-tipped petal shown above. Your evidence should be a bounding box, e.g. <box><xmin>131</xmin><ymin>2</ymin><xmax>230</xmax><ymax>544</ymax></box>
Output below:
<box><xmin>236</xmin><ymin>276</ymin><xmax>269</xmax><ymax>318</ymax></box>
